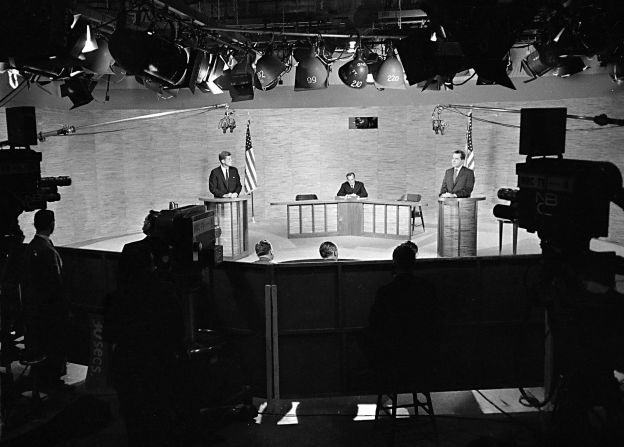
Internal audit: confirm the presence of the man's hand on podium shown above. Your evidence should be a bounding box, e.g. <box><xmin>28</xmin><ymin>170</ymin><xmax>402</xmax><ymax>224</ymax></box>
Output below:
<box><xmin>441</xmin><ymin>192</ymin><xmax>457</xmax><ymax>198</ymax></box>
<box><xmin>231</xmin><ymin>192</ymin><xmax>239</xmax><ymax>198</ymax></box>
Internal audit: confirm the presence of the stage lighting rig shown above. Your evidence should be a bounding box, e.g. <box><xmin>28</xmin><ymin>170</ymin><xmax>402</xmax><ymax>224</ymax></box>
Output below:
<box><xmin>373</xmin><ymin>44</ymin><xmax>407</xmax><ymax>90</ymax></box>
<box><xmin>294</xmin><ymin>43</ymin><xmax>330</xmax><ymax>91</ymax></box>
<box><xmin>338</xmin><ymin>46</ymin><xmax>368</xmax><ymax>89</ymax></box>
<box><xmin>254</xmin><ymin>46</ymin><xmax>288</xmax><ymax>91</ymax></box>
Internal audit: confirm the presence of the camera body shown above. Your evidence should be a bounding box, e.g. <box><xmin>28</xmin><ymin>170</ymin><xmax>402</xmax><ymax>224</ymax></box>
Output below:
<box><xmin>1</xmin><ymin>107</ymin><xmax>72</xmax><ymax>236</ymax></box>
<box><xmin>494</xmin><ymin>108</ymin><xmax>623</xmax><ymax>251</ymax></box>
<box><xmin>148</xmin><ymin>205</ymin><xmax>222</xmax><ymax>270</ymax></box>
<box><xmin>512</xmin><ymin>158</ymin><xmax>620</xmax><ymax>246</ymax></box>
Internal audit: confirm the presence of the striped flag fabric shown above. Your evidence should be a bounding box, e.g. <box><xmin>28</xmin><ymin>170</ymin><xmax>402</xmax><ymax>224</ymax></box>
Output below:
<box><xmin>243</xmin><ymin>120</ymin><xmax>257</xmax><ymax>194</ymax></box>
<box><xmin>464</xmin><ymin>111</ymin><xmax>475</xmax><ymax>170</ymax></box>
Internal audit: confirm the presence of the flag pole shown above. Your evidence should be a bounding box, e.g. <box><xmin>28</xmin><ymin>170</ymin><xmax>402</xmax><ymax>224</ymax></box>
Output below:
<box><xmin>247</xmin><ymin>115</ymin><xmax>256</xmax><ymax>223</ymax></box>
<box><xmin>251</xmin><ymin>191</ymin><xmax>255</xmax><ymax>223</ymax></box>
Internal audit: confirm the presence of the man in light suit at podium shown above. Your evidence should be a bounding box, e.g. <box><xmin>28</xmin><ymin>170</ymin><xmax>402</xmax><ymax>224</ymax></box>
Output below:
<box><xmin>439</xmin><ymin>150</ymin><xmax>475</xmax><ymax>198</ymax></box>
<box><xmin>209</xmin><ymin>151</ymin><xmax>242</xmax><ymax>198</ymax></box>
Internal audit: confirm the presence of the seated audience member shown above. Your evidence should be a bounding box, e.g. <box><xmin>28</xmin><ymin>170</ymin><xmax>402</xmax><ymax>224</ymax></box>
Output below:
<box><xmin>403</xmin><ymin>240</ymin><xmax>419</xmax><ymax>256</ymax></box>
<box><xmin>319</xmin><ymin>241</ymin><xmax>338</xmax><ymax>261</ymax></box>
<box><xmin>364</xmin><ymin>242</ymin><xmax>441</xmax><ymax>383</ymax></box>
<box><xmin>254</xmin><ymin>240</ymin><xmax>274</xmax><ymax>264</ymax></box>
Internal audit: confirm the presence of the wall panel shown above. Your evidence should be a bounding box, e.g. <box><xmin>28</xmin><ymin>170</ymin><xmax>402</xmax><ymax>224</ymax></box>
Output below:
<box><xmin>2</xmin><ymin>94</ymin><xmax>621</xmax><ymax>248</ymax></box>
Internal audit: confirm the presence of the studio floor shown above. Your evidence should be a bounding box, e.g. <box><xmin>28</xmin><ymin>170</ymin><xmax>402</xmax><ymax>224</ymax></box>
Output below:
<box><xmin>1</xmin><ymin>361</ymin><xmax>551</xmax><ymax>447</ymax></box>
<box><xmin>70</xmin><ymin>214</ymin><xmax>624</xmax><ymax>263</ymax></box>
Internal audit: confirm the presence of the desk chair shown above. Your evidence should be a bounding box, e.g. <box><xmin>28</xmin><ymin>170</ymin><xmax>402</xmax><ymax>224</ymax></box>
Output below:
<box><xmin>497</xmin><ymin>218</ymin><xmax>518</xmax><ymax>255</ymax></box>
<box><xmin>295</xmin><ymin>194</ymin><xmax>318</xmax><ymax>201</ymax></box>
<box><xmin>398</xmin><ymin>194</ymin><xmax>425</xmax><ymax>232</ymax></box>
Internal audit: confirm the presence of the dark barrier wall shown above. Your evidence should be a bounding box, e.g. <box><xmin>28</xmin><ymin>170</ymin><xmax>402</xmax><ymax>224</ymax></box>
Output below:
<box><xmin>59</xmin><ymin>248</ymin><xmax>544</xmax><ymax>399</ymax></box>
<box><xmin>205</xmin><ymin>255</ymin><xmax>545</xmax><ymax>398</ymax></box>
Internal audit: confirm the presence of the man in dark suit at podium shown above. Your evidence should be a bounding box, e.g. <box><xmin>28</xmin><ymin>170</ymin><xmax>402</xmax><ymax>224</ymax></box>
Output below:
<box><xmin>209</xmin><ymin>151</ymin><xmax>242</xmax><ymax>198</ymax></box>
<box><xmin>337</xmin><ymin>172</ymin><xmax>368</xmax><ymax>198</ymax></box>
<box><xmin>439</xmin><ymin>150</ymin><xmax>475</xmax><ymax>198</ymax></box>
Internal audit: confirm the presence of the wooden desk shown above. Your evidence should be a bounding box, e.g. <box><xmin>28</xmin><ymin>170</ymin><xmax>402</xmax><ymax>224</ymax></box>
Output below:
<box><xmin>437</xmin><ymin>196</ymin><xmax>486</xmax><ymax>257</ymax></box>
<box><xmin>270</xmin><ymin>198</ymin><xmax>417</xmax><ymax>239</ymax></box>
<box><xmin>200</xmin><ymin>197</ymin><xmax>251</xmax><ymax>260</ymax></box>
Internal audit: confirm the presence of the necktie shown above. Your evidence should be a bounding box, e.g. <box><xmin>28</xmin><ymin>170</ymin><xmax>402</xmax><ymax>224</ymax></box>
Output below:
<box><xmin>225</xmin><ymin>169</ymin><xmax>229</xmax><ymax>182</ymax></box>
<box><xmin>453</xmin><ymin>168</ymin><xmax>459</xmax><ymax>182</ymax></box>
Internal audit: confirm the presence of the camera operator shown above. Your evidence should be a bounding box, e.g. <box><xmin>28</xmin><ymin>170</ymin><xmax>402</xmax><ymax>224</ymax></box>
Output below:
<box><xmin>106</xmin><ymin>211</ymin><xmax>198</xmax><ymax>446</ymax></box>
<box><xmin>20</xmin><ymin>209</ymin><xmax>69</xmax><ymax>390</ymax></box>
<box><xmin>117</xmin><ymin>210</ymin><xmax>170</xmax><ymax>287</ymax></box>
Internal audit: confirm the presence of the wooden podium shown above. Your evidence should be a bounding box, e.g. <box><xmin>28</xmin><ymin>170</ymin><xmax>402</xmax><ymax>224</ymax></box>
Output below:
<box><xmin>437</xmin><ymin>196</ymin><xmax>485</xmax><ymax>257</ymax></box>
<box><xmin>200</xmin><ymin>197</ymin><xmax>251</xmax><ymax>260</ymax></box>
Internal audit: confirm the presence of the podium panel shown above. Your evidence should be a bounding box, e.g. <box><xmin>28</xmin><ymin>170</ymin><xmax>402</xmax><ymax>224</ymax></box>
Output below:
<box><xmin>437</xmin><ymin>196</ymin><xmax>485</xmax><ymax>257</ymax></box>
<box><xmin>201</xmin><ymin>197</ymin><xmax>251</xmax><ymax>260</ymax></box>
<box><xmin>272</xmin><ymin>199</ymin><xmax>416</xmax><ymax>240</ymax></box>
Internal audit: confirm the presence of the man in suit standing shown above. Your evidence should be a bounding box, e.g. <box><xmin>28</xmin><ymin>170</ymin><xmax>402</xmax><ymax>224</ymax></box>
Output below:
<box><xmin>21</xmin><ymin>209</ymin><xmax>68</xmax><ymax>389</ymax></box>
<box><xmin>439</xmin><ymin>150</ymin><xmax>475</xmax><ymax>198</ymax></box>
<box><xmin>337</xmin><ymin>172</ymin><xmax>368</xmax><ymax>198</ymax></box>
<box><xmin>209</xmin><ymin>151</ymin><xmax>242</xmax><ymax>198</ymax></box>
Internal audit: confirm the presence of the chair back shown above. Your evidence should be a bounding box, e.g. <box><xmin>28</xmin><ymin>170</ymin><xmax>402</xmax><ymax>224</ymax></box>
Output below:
<box><xmin>295</xmin><ymin>194</ymin><xmax>318</xmax><ymax>201</ymax></box>
<box><xmin>398</xmin><ymin>193</ymin><xmax>421</xmax><ymax>202</ymax></box>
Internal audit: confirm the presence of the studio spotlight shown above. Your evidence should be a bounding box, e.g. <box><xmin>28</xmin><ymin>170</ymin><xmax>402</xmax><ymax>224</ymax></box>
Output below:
<box><xmin>294</xmin><ymin>46</ymin><xmax>329</xmax><ymax>91</ymax></box>
<box><xmin>609</xmin><ymin>58</ymin><xmax>624</xmax><ymax>84</ymax></box>
<box><xmin>81</xmin><ymin>39</ymin><xmax>115</xmax><ymax>75</ymax></box>
<box><xmin>364</xmin><ymin>52</ymin><xmax>382</xmax><ymax>84</ymax></box>
<box><xmin>109</xmin><ymin>28</ymin><xmax>190</xmax><ymax>88</ymax></box>
<box><xmin>338</xmin><ymin>48</ymin><xmax>368</xmax><ymax>89</ymax></box>
<box><xmin>374</xmin><ymin>47</ymin><xmax>406</xmax><ymax>89</ymax></box>
<box><xmin>187</xmin><ymin>49</ymin><xmax>211</xmax><ymax>93</ymax></box>
<box><xmin>205</xmin><ymin>53</ymin><xmax>228</xmax><ymax>93</ymax></box>
<box><xmin>554</xmin><ymin>57</ymin><xmax>588</xmax><ymax>77</ymax></box>
<box><xmin>68</xmin><ymin>16</ymin><xmax>98</xmax><ymax>57</ymax></box>
<box><xmin>229</xmin><ymin>54</ymin><xmax>254</xmax><ymax>102</ymax></box>
<box><xmin>82</xmin><ymin>25</ymin><xmax>98</xmax><ymax>53</ymax></box>
<box><xmin>60</xmin><ymin>77</ymin><xmax>98</xmax><ymax>109</ymax></box>
<box><xmin>521</xmin><ymin>49</ymin><xmax>555</xmax><ymax>80</ymax></box>
<box><xmin>255</xmin><ymin>48</ymin><xmax>287</xmax><ymax>90</ymax></box>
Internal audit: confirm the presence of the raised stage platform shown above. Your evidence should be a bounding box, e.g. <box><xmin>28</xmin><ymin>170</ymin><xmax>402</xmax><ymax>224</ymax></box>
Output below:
<box><xmin>67</xmin><ymin>217</ymin><xmax>545</xmax><ymax>261</ymax></box>
<box><xmin>66</xmin><ymin>216</ymin><xmax>624</xmax><ymax>262</ymax></box>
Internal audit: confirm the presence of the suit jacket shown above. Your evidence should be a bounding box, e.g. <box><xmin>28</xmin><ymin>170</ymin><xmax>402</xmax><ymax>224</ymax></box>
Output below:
<box><xmin>21</xmin><ymin>235</ymin><xmax>65</xmax><ymax>316</ymax></box>
<box><xmin>118</xmin><ymin>236</ymin><xmax>165</xmax><ymax>287</ymax></box>
<box><xmin>367</xmin><ymin>272</ymin><xmax>441</xmax><ymax>370</ymax></box>
<box><xmin>337</xmin><ymin>181</ymin><xmax>368</xmax><ymax>197</ymax></box>
<box><xmin>439</xmin><ymin>166</ymin><xmax>475</xmax><ymax>198</ymax></box>
<box><xmin>209</xmin><ymin>166</ymin><xmax>242</xmax><ymax>198</ymax></box>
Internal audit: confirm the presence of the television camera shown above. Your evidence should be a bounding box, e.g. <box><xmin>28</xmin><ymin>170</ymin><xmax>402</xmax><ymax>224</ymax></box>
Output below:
<box><xmin>145</xmin><ymin>204</ymin><xmax>222</xmax><ymax>273</ymax></box>
<box><xmin>494</xmin><ymin>108</ymin><xmax>624</xmax><ymax>445</ymax></box>
<box><xmin>1</xmin><ymin>107</ymin><xmax>72</xmax><ymax>391</ymax></box>
<box><xmin>0</xmin><ymin>107</ymin><xmax>72</xmax><ymax>236</ymax></box>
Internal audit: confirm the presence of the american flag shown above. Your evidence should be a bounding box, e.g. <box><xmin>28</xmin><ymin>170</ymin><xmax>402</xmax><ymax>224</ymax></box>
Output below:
<box><xmin>464</xmin><ymin>111</ymin><xmax>475</xmax><ymax>170</ymax></box>
<box><xmin>243</xmin><ymin>120</ymin><xmax>257</xmax><ymax>194</ymax></box>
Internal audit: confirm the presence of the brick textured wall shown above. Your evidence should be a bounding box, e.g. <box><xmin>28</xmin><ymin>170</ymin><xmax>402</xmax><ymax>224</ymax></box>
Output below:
<box><xmin>4</xmin><ymin>95</ymin><xmax>623</xmax><ymax>247</ymax></box>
